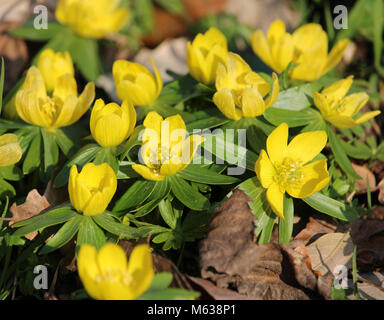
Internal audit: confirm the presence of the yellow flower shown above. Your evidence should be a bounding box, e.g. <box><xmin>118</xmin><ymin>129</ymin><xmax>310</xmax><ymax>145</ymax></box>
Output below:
<box><xmin>15</xmin><ymin>67</ymin><xmax>95</xmax><ymax>129</ymax></box>
<box><xmin>90</xmin><ymin>99</ymin><xmax>136</xmax><ymax>147</ymax></box>
<box><xmin>4</xmin><ymin>49</ymin><xmax>75</xmax><ymax>120</ymax></box>
<box><xmin>37</xmin><ymin>48</ymin><xmax>74</xmax><ymax>92</ymax></box>
<box><xmin>55</xmin><ymin>0</ymin><xmax>129</xmax><ymax>39</ymax></box>
<box><xmin>68</xmin><ymin>163</ymin><xmax>117</xmax><ymax>216</ymax></box>
<box><xmin>113</xmin><ymin>59</ymin><xmax>162</xmax><ymax>107</ymax></box>
<box><xmin>186</xmin><ymin>27</ymin><xmax>228</xmax><ymax>85</ymax></box>
<box><xmin>78</xmin><ymin>243</ymin><xmax>154</xmax><ymax>300</ymax></box>
<box><xmin>255</xmin><ymin>123</ymin><xmax>330</xmax><ymax>219</ymax></box>
<box><xmin>0</xmin><ymin>134</ymin><xmax>22</xmax><ymax>167</ymax></box>
<box><xmin>313</xmin><ymin>76</ymin><xmax>381</xmax><ymax>129</ymax></box>
<box><xmin>132</xmin><ymin>112</ymin><xmax>203</xmax><ymax>181</ymax></box>
<box><xmin>250</xmin><ymin>20</ymin><xmax>349</xmax><ymax>81</ymax></box>
<box><xmin>213</xmin><ymin>53</ymin><xmax>279</xmax><ymax>120</ymax></box>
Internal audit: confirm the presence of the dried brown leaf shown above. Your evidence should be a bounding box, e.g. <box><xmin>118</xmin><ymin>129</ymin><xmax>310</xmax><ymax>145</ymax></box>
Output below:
<box><xmin>9</xmin><ymin>189</ymin><xmax>50</xmax><ymax>240</ymax></box>
<box><xmin>295</xmin><ymin>217</ymin><xmax>336</xmax><ymax>242</ymax></box>
<box><xmin>306</xmin><ymin>232</ymin><xmax>354</xmax><ymax>277</ymax></box>
<box><xmin>351</xmin><ymin>163</ymin><xmax>376</xmax><ymax>194</ymax></box>
<box><xmin>199</xmin><ymin>189</ymin><xmax>312</xmax><ymax>300</ymax></box>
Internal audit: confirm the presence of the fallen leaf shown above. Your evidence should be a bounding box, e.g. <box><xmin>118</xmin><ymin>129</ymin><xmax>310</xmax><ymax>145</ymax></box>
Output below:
<box><xmin>351</xmin><ymin>163</ymin><xmax>376</xmax><ymax>194</ymax></box>
<box><xmin>378</xmin><ymin>178</ymin><xmax>384</xmax><ymax>204</ymax></box>
<box><xmin>356</xmin><ymin>271</ymin><xmax>384</xmax><ymax>300</ymax></box>
<box><xmin>187</xmin><ymin>276</ymin><xmax>258</xmax><ymax>300</ymax></box>
<box><xmin>9</xmin><ymin>189</ymin><xmax>50</xmax><ymax>240</ymax></box>
<box><xmin>199</xmin><ymin>189</ymin><xmax>312</xmax><ymax>300</ymax></box>
<box><xmin>295</xmin><ymin>217</ymin><xmax>336</xmax><ymax>242</ymax></box>
<box><xmin>349</xmin><ymin>219</ymin><xmax>384</xmax><ymax>270</ymax></box>
<box><xmin>306</xmin><ymin>232</ymin><xmax>354</xmax><ymax>277</ymax></box>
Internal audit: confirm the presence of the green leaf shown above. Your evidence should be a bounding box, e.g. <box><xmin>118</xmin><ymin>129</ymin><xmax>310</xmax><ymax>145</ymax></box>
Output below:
<box><xmin>158</xmin><ymin>198</ymin><xmax>178</xmax><ymax>229</ymax></box>
<box><xmin>0</xmin><ymin>179</ymin><xmax>15</xmax><ymax>198</ymax></box>
<box><xmin>303</xmin><ymin>192</ymin><xmax>359</xmax><ymax>222</ymax></box>
<box><xmin>186</xmin><ymin>117</ymin><xmax>230</xmax><ymax>132</ymax></box>
<box><xmin>12</xmin><ymin>207</ymin><xmax>78</xmax><ymax>237</ymax></box>
<box><xmin>327</xmin><ymin>127</ymin><xmax>361</xmax><ymax>179</ymax></box>
<box><xmin>77</xmin><ymin>216</ymin><xmax>106</xmax><ymax>252</ymax></box>
<box><xmin>113</xmin><ymin>179</ymin><xmax>156</xmax><ymax>214</ymax></box>
<box><xmin>54</xmin><ymin>144</ymin><xmax>101</xmax><ymax>187</ymax></box>
<box><xmin>93</xmin><ymin>147</ymin><xmax>119</xmax><ymax>173</ymax></box>
<box><xmin>155</xmin><ymin>0</ymin><xmax>184</xmax><ymax>13</ymax></box>
<box><xmin>41</xmin><ymin>128</ymin><xmax>59</xmax><ymax>176</ymax></box>
<box><xmin>202</xmin><ymin>131</ymin><xmax>258</xmax><ymax>172</ymax></box>
<box><xmin>340</xmin><ymin>139</ymin><xmax>372</xmax><ymax>160</ymax></box>
<box><xmin>0</xmin><ymin>165</ymin><xmax>22</xmax><ymax>181</ymax></box>
<box><xmin>138</xmin><ymin>273</ymin><xmax>200</xmax><ymax>300</ymax></box>
<box><xmin>69</xmin><ymin>36</ymin><xmax>100</xmax><ymax>82</ymax></box>
<box><xmin>238</xmin><ymin>177</ymin><xmax>270</xmax><ymax>218</ymax></box>
<box><xmin>134</xmin><ymin>0</ymin><xmax>154</xmax><ymax>33</ymax></box>
<box><xmin>54</xmin><ymin>128</ymin><xmax>75</xmax><ymax>156</ymax></box>
<box><xmin>169</xmin><ymin>176</ymin><xmax>210</xmax><ymax>211</ymax></box>
<box><xmin>178</xmin><ymin>164</ymin><xmax>239</xmax><ymax>185</ymax></box>
<box><xmin>278</xmin><ymin>195</ymin><xmax>294</xmax><ymax>244</ymax></box>
<box><xmin>263</xmin><ymin>107</ymin><xmax>321</xmax><ymax>127</ymax></box>
<box><xmin>22</xmin><ymin>133</ymin><xmax>41</xmax><ymax>175</ymax></box>
<box><xmin>271</xmin><ymin>83</ymin><xmax>322</xmax><ymax>111</ymax></box>
<box><xmin>9</xmin><ymin>22</ymin><xmax>64</xmax><ymax>41</ymax></box>
<box><xmin>134</xmin><ymin>179</ymin><xmax>171</xmax><ymax>217</ymax></box>
<box><xmin>256</xmin><ymin>211</ymin><xmax>275</xmax><ymax>244</ymax></box>
<box><xmin>39</xmin><ymin>215</ymin><xmax>83</xmax><ymax>254</ymax></box>
<box><xmin>92</xmin><ymin>213</ymin><xmax>142</xmax><ymax>239</ymax></box>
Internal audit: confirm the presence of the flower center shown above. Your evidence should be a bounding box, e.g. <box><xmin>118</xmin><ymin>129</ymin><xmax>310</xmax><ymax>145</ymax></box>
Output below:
<box><xmin>273</xmin><ymin>157</ymin><xmax>304</xmax><ymax>191</ymax></box>
<box><xmin>40</xmin><ymin>96</ymin><xmax>62</xmax><ymax>126</ymax></box>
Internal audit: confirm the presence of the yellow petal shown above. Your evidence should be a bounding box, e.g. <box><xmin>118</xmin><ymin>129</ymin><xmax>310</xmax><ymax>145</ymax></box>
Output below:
<box><xmin>266</xmin><ymin>123</ymin><xmax>288</xmax><ymax>165</ymax></box>
<box><xmin>339</xmin><ymin>92</ymin><xmax>369</xmax><ymax>117</ymax></box>
<box><xmin>151</xmin><ymin>58</ymin><xmax>163</xmax><ymax>97</ymax></box>
<box><xmin>324</xmin><ymin>114</ymin><xmax>359</xmax><ymax>129</ymax></box>
<box><xmin>286</xmin><ymin>160</ymin><xmax>330</xmax><ymax>198</ymax></box>
<box><xmin>0</xmin><ymin>134</ymin><xmax>22</xmax><ymax>167</ymax></box>
<box><xmin>96</xmin><ymin>243</ymin><xmax>127</xmax><ymax>274</ymax></box>
<box><xmin>321</xmin><ymin>76</ymin><xmax>353</xmax><ymax>106</ymax></box>
<box><xmin>250</xmin><ymin>30</ymin><xmax>275</xmax><ymax>71</ymax></box>
<box><xmin>323</xmin><ymin>38</ymin><xmax>349</xmax><ymax>75</ymax></box>
<box><xmin>264</xmin><ymin>72</ymin><xmax>279</xmax><ymax>108</ymax></box>
<box><xmin>53</xmin><ymin>74</ymin><xmax>77</xmax><ymax>102</ymax></box>
<box><xmin>255</xmin><ymin>149</ymin><xmax>276</xmax><ymax>189</ymax></box>
<box><xmin>213</xmin><ymin>89</ymin><xmax>242</xmax><ymax>120</ymax></box>
<box><xmin>132</xmin><ymin>164</ymin><xmax>165</xmax><ymax>181</ymax></box>
<box><xmin>77</xmin><ymin>244</ymin><xmax>102</xmax><ymax>300</ymax></box>
<box><xmin>354</xmin><ymin>110</ymin><xmax>381</xmax><ymax>125</ymax></box>
<box><xmin>241</xmin><ymin>88</ymin><xmax>265</xmax><ymax>117</ymax></box>
<box><xmin>313</xmin><ymin>92</ymin><xmax>331</xmax><ymax>117</ymax></box>
<box><xmin>286</xmin><ymin>130</ymin><xmax>327</xmax><ymax>165</ymax></box>
<box><xmin>292</xmin><ymin>23</ymin><xmax>328</xmax><ymax>54</ymax></box>
<box><xmin>271</xmin><ymin>33</ymin><xmax>294</xmax><ymax>73</ymax></box>
<box><xmin>126</xmin><ymin>244</ymin><xmax>154</xmax><ymax>298</ymax></box>
<box><xmin>266</xmin><ymin>182</ymin><xmax>284</xmax><ymax>219</ymax></box>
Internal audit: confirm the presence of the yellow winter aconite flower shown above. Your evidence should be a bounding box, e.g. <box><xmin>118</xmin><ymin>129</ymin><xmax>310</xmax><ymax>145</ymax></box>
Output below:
<box><xmin>68</xmin><ymin>163</ymin><xmax>117</xmax><ymax>216</ymax></box>
<box><xmin>313</xmin><ymin>76</ymin><xmax>381</xmax><ymax>129</ymax></box>
<box><xmin>37</xmin><ymin>48</ymin><xmax>74</xmax><ymax>92</ymax></box>
<box><xmin>0</xmin><ymin>134</ymin><xmax>22</xmax><ymax>167</ymax></box>
<box><xmin>250</xmin><ymin>20</ymin><xmax>349</xmax><ymax>81</ymax></box>
<box><xmin>186</xmin><ymin>27</ymin><xmax>228</xmax><ymax>85</ymax></box>
<box><xmin>78</xmin><ymin>243</ymin><xmax>154</xmax><ymax>300</ymax></box>
<box><xmin>255</xmin><ymin>123</ymin><xmax>330</xmax><ymax>219</ymax></box>
<box><xmin>4</xmin><ymin>49</ymin><xmax>75</xmax><ymax>120</ymax></box>
<box><xmin>55</xmin><ymin>0</ymin><xmax>129</xmax><ymax>39</ymax></box>
<box><xmin>90</xmin><ymin>99</ymin><xmax>136</xmax><ymax>147</ymax></box>
<box><xmin>15</xmin><ymin>67</ymin><xmax>95</xmax><ymax>129</ymax></box>
<box><xmin>132</xmin><ymin>112</ymin><xmax>204</xmax><ymax>181</ymax></box>
<box><xmin>113</xmin><ymin>59</ymin><xmax>162</xmax><ymax>107</ymax></box>
<box><xmin>213</xmin><ymin>53</ymin><xmax>279</xmax><ymax>120</ymax></box>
